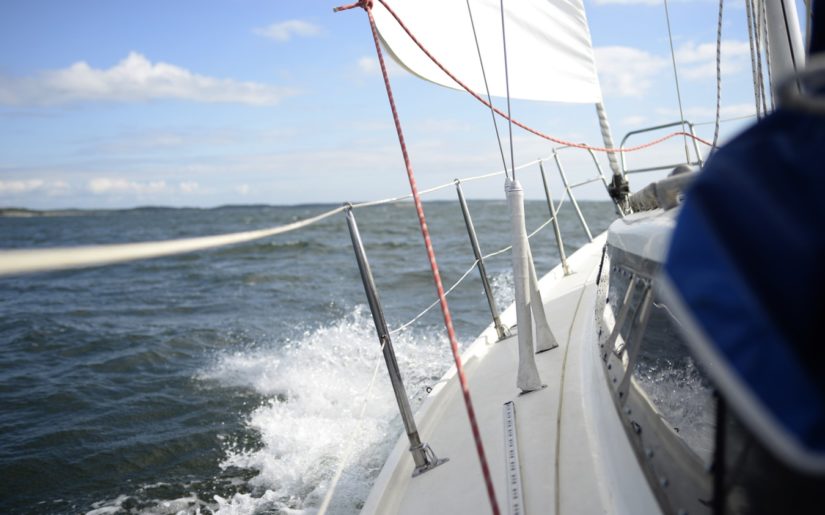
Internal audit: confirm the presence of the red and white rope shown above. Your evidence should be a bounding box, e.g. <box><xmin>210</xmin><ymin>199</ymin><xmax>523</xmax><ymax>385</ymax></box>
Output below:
<box><xmin>337</xmin><ymin>1</ymin><xmax>501</xmax><ymax>512</ymax></box>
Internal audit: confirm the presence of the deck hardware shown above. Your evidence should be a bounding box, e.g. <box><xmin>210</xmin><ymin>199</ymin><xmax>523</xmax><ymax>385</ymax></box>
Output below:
<box><xmin>538</xmin><ymin>160</ymin><xmax>570</xmax><ymax>275</ymax></box>
<box><xmin>619</xmin><ymin>120</ymin><xmax>703</xmax><ymax>175</ymax></box>
<box><xmin>660</xmin><ymin>477</ymin><xmax>669</xmax><ymax>488</ymax></box>
<box><xmin>645</xmin><ymin>448</ymin><xmax>654</xmax><ymax>458</ymax></box>
<box><xmin>631</xmin><ymin>421</ymin><xmax>642</xmax><ymax>434</ymax></box>
<box><xmin>455</xmin><ymin>180</ymin><xmax>509</xmax><ymax>341</ymax></box>
<box><xmin>502</xmin><ymin>401</ymin><xmax>525</xmax><ymax>515</ymax></box>
<box><xmin>345</xmin><ymin>207</ymin><xmax>447</xmax><ymax>477</ymax></box>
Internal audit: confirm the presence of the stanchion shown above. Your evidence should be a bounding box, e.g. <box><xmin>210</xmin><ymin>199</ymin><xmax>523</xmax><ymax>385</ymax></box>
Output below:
<box><xmin>455</xmin><ymin>180</ymin><xmax>509</xmax><ymax>340</ymax></box>
<box><xmin>344</xmin><ymin>206</ymin><xmax>447</xmax><ymax>477</ymax></box>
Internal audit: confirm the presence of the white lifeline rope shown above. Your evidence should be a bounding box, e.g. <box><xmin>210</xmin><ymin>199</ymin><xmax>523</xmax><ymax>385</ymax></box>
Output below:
<box><xmin>390</xmin><ymin>260</ymin><xmax>479</xmax><ymax>336</ymax></box>
<box><xmin>390</xmin><ymin>196</ymin><xmax>566</xmax><ymax>337</ymax></box>
<box><xmin>0</xmin><ymin>206</ymin><xmax>345</xmax><ymax>277</ymax></box>
<box><xmin>0</xmin><ymin>155</ymin><xmax>557</xmax><ymax>278</ymax></box>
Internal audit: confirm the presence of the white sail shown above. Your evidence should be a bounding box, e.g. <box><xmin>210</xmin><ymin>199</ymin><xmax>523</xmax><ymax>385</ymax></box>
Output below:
<box><xmin>372</xmin><ymin>0</ymin><xmax>602</xmax><ymax>103</ymax></box>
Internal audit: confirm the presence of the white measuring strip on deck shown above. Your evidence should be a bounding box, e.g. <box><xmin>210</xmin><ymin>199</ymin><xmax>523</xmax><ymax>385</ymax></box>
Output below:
<box><xmin>503</xmin><ymin>401</ymin><xmax>525</xmax><ymax>515</ymax></box>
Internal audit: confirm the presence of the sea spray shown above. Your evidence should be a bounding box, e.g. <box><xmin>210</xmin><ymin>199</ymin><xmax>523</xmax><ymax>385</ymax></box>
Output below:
<box><xmin>208</xmin><ymin>307</ymin><xmax>453</xmax><ymax>514</ymax></box>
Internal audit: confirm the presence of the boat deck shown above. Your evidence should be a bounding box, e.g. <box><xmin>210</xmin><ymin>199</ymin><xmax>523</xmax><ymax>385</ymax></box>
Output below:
<box><xmin>362</xmin><ymin>236</ymin><xmax>659</xmax><ymax>514</ymax></box>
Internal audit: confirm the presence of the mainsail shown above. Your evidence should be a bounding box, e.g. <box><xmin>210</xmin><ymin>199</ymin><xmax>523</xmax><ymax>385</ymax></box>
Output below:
<box><xmin>371</xmin><ymin>0</ymin><xmax>603</xmax><ymax>103</ymax></box>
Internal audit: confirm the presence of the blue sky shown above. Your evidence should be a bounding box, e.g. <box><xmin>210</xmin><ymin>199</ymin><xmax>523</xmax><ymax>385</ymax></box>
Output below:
<box><xmin>0</xmin><ymin>0</ymin><xmax>805</xmax><ymax>209</ymax></box>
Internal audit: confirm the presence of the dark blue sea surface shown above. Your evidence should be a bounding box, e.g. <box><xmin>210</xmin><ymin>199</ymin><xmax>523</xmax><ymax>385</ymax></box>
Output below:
<box><xmin>0</xmin><ymin>200</ymin><xmax>614</xmax><ymax>514</ymax></box>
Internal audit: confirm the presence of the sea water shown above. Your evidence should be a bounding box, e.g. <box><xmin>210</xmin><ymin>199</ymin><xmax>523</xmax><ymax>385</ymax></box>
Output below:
<box><xmin>0</xmin><ymin>200</ymin><xmax>614</xmax><ymax>514</ymax></box>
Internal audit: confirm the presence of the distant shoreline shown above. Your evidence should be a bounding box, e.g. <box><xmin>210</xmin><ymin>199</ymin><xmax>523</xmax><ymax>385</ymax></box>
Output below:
<box><xmin>0</xmin><ymin>199</ymin><xmax>612</xmax><ymax>217</ymax></box>
<box><xmin>0</xmin><ymin>208</ymin><xmax>80</xmax><ymax>217</ymax></box>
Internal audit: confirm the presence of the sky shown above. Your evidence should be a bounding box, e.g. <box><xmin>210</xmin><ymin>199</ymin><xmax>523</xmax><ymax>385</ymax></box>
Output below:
<box><xmin>0</xmin><ymin>0</ymin><xmax>807</xmax><ymax>209</ymax></box>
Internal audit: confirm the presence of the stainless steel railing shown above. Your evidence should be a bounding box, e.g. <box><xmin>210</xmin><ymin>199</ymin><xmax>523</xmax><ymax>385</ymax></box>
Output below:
<box><xmin>619</xmin><ymin>120</ymin><xmax>705</xmax><ymax>175</ymax></box>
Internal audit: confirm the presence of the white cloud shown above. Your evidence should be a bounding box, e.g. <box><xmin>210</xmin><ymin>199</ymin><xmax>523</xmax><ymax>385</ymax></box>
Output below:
<box><xmin>88</xmin><ymin>177</ymin><xmax>169</xmax><ymax>195</ymax></box>
<box><xmin>0</xmin><ymin>179</ymin><xmax>45</xmax><ymax>194</ymax></box>
<box><xmin>594</xmin><ymin>46</ymin><xmax>668</xmax><ymax>97</ymax></box>
<box><xmin>621</xmin><ymin>115</ymin><xmax>649</xmax><ymax>126</ymax></box>
<box><xmin>358</xmin><ymin>56</ymin><xmax>378</xmax><ymax>75</ymax></box>
<box><xmin>254</xmin><ymin>20</ymin><xmax>322</xmax><ymax>42</ymax></box>
<box><xmin>355</xmin><ymin>55</ymin><xmax>406</xmax><ymax>79</ymax></box>
<box><xmin>179</xmin><ymin>181</ymin><xmax>200</xmax><ymax>193</ymax></box>
<box><xmin>0</xmin><ymin>52</ymin><xmax>297</xmax><ymax>106</ymax></box>
<box><xmin>676</xmin><ymin>40</ymin><xmax>751</xmax><ymax>79</ymax></box>
<box><xmin>235</xmin><ymin>184</ymin><xmax>250</xmax><ymax>195</ymax></box>
<box><xmin>657</xmin><ymin>103</ymin><xmax>757</xmax><ymax>121</ymax></box>
<box><xmin>0</xmin><ymin>179</ymin><xmax>69</xmax><ymax>196</ymax></box>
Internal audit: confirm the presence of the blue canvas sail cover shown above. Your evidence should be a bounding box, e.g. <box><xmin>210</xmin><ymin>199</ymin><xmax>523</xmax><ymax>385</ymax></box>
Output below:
<box><xmin>661</xmin><ymin>107</ymin><xmax>825</xmax><ymax>472</ymax></box>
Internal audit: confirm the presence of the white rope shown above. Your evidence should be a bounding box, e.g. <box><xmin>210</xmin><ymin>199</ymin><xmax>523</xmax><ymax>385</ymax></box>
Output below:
<box><xmin>389</xmin><ymin>196</ymin><xmax>565</xmax><ymax>336</ymax></box>
<box><xmin>712</xmin><ymin>0</ymin><xmax>724</xmax><ymax>151</ymax></box>
<box><xmin>317</xmin><ymin>340</ymin><xmax>387</xmax><ymax>515</ymax></box>
<box><xmin>349</xmin><ymin>155</ymin><xmax>551</xmax><ymax>210</ymax></box>
<box><xmin>0</xmin><ymin>153</ymin><xmax>569</xmax><ymax>278</ymax></box>
<box><xmin>692</xmin><ymin>114</ymin><xmax>757</xmax><ymax>127</ymax></box>
<box><xmin>0</xmin><ymin>206</ymin><xmax>346</xmax><ymax>277</ymax></box>
<box><xmin>481</xmin><ymin>197</ymin><xmax>566</xmax><ymax>261</ymax></box>
<box><xmin>389</xmin><ymin>260</ymin><xmax>478</xmax><ymax>335</ymax></box>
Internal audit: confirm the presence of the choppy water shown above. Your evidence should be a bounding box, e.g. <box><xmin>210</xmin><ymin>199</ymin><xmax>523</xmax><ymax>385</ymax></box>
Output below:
<box><xmin>0</xmin><ymin>200</ymin><xmax>614</xmax><ymax>514</ymax></box>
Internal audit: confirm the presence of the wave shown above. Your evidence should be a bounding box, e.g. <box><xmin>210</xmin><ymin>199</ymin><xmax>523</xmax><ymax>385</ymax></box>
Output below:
<box><xmin>202</xmin><ymin>306</ymin><xmax>453</xmax><ymax>514</ymax></box>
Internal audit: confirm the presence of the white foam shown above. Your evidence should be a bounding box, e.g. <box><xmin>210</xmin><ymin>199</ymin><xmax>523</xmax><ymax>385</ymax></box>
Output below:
<box><xmin>207</xmin><ymin>306</ymin><xmax>453</xmax><ymax>514</ymax></box>
<box><xmin>491</xmin><ymin>271</ymin><xmax>515</xmax><ymax>311</ymax></box>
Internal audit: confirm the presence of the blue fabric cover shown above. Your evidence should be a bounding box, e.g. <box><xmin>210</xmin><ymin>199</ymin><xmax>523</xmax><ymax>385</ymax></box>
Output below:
<box><xmin>665</xmin><ymin>108</ymin><xmax>825</xmax><ymax>457</ymax></box>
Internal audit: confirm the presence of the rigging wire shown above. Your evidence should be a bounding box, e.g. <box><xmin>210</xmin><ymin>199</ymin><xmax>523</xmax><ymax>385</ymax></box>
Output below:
<box><xmin>465</xmin><ymin>0</ymin><xmax>508</xmax><ymax>177</ymax></box>
<box><xmin>500</xmin><ymin>0</ymin><xmax>516</xmax><ymax>180</ymax></box>
<box><xmin>663</xmin><ymin>0</ymin><xmax>692</xmax><ymax>163</ymax></box>
<box><xmin>761</xmin><ymin>0</ymin><xmax>776</xmax><ymax>110</ymax></box>
<box><xmin>753</xmin><ymin>0</ymin><xmax>769</xmax><ymax>114</ymax></box>
<box><xmin>745</xmin><ymin>0</ymin><xmax>763</xmax><ymax>118</ymax></box>
<box><xmin>712</xmin><ymin>0</ymin><xmax>724</xmax><ymax>151</ymax></box>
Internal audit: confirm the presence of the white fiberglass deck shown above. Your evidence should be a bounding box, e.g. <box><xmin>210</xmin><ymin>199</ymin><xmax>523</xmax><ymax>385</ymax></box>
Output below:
<box><xmin>361</xmin><ymin>235</ymin><xmax>659</xmax><ymax>515</ymax></box>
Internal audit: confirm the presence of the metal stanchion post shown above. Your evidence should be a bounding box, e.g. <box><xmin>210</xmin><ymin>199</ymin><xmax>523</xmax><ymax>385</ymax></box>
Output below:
<box><xmin>455</xmin><ymin>181</ymin><xmax>509</xmax><ymax>341</ymax></box>
<box><xmin>538</xmin><ymin>162</ymin><xmax>571</xmax><ymax>276</ymax></box>
<box><xmin>344</xmin><ymin>206</ymin><xmax>447</xmax><ymax>477</ymax></box>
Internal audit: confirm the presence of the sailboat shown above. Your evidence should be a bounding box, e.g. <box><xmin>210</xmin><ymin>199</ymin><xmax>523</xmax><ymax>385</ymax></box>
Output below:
<box><xmin>331</xmin><ymin>0</ymin><xmax>825</xmax><ymax>514</ymax></box>
<box><xmin>0</xmin><ymin>0</ymin><xmax>822</xmax><ymax>513</ymax></box>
